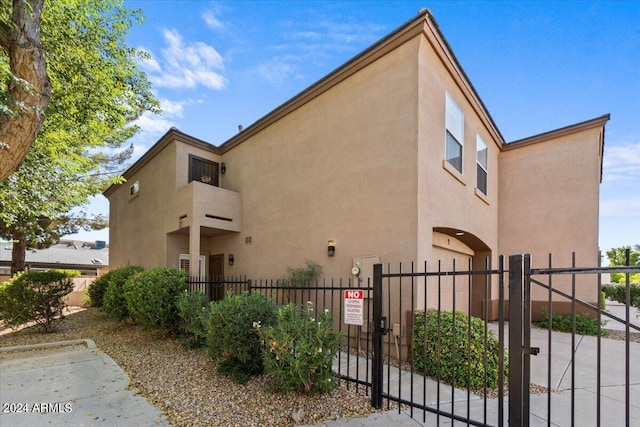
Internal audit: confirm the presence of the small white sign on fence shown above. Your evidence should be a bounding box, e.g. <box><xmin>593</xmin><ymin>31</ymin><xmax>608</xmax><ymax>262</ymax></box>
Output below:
<box><xmin>343</xmin><ymin>289</ymin><xmax>364</xmax><ymax>326</ymax></box>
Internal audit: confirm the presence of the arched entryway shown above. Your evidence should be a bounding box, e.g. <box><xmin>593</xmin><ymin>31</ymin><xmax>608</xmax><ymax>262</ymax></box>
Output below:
<box><xmin>432</xmin><ymin>227</ymin><xmax>493</xmax><ymax>320</ymax></box>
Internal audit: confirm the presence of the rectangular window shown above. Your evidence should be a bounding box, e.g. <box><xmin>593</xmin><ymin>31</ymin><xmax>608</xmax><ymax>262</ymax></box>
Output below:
<box><xmin>179</xmin><ymin>254</ymin><xmax>206</xmax><ymax>278</ymax></box>
<box><xmin>129</xmin><ymin>180</ymin><xmax>139</xmax><ymax>197</ymax></box>
<box><xmin>445</xmin><ymin>93</ymin><xmax>463</xmax><ymax>173</ymax></box>
<box><xmin>179</xmin><ymin>254</ymin><xmax>190</xmax><ymax>273</ymax></box>
<box><xmin>189</xmin><ymin>155</ymin><xmax>219</xmax><ymax>186</ymax></box>
<box><xmin>476</xmin><ymin>136</ymin><xmax>488</xmax><ymax>195</ymax></box>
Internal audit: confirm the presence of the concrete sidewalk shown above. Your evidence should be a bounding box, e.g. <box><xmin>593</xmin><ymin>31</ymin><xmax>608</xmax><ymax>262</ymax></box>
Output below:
<box><xmin>305</xmin><ymin>312</ymin><xmax>640</xmax><ymax>427</ymax></box>
<box><xmin>0</xmin><ymin>339</ymin><xmax>169</xmax><ymax>426</ymax></box>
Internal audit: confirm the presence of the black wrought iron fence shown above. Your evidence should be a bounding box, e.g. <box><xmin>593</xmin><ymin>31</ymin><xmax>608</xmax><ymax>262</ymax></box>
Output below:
<box><xmin>186</xmin><ymin>276</ymin><xmax>250</xmax><ymax>301</ymax></box>
<box><xmin>184</xmin><ymin>252</ymin><xmax>640</xmax><ymax>426</ymax></box>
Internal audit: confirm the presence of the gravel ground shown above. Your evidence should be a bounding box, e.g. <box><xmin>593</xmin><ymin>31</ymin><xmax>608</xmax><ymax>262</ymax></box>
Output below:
<box><xmin>3</xmin><ymin>308</ymin><xmax>637</xmax><ymax>426</ymax></box>
<box><xmin>0</xmin><ymin>307</ymin><xmax>378</xmax><ymax>427</ymax></box>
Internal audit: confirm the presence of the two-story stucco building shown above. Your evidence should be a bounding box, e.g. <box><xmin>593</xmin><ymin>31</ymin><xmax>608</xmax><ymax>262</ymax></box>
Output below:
<box><xmin>104</xmin><ymin>10</ymin><xmax>608</xmax><ymax>320</ymax></box>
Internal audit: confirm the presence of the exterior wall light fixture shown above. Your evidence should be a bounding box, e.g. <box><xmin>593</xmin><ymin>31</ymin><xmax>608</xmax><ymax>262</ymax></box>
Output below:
<box><xmin>221</xmin><ymin>163</ymin><xmax>226</xmax><ymax>174</ymax></box>
<box><xmin>228</xmin><ymin>254</ymin><xmax>234</xmax><ymax>265</ymax></box>
<box><xmin>328</xmin><ymin>240</ymin><xmax>336</xmax><ymax>257</ymax></box>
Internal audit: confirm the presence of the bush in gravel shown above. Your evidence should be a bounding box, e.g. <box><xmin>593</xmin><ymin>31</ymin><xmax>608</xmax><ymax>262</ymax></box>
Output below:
<box><xmin>206</xmin><ymin>292</ymin><xmax>278</xmax><ymax>383</ymax></box>
<box><xmin>258</xmin><ymin>302</ymin><xmax>342</xmax><ymax>395</ymax></box>
<box><xmin>87</xmin><ymin>271</ymin><xmax>114</xmax><ymax>307</ymax></box>
<box><xmin>102</xmin><ymin>265</ymin><xmax>144</xmax><ymax>320</ymax></box>
<box><xmin>123</xmin><ymin>267</ymin><xmax>187</xmax><ymax>330</ymax></box>
<box><xmin>0</xmin><ymin>270</ymin><xmax>73</xmax><ymax>332</ymax></box>
<box><xmin>412</xmin><ymin>310</ymin><xmax>505</xmax><ymax>389</ymax></box>
<box><xmin>176</xmin><ymin>290</ymin><xmax>209</xmax><ymax>348</ymax></box>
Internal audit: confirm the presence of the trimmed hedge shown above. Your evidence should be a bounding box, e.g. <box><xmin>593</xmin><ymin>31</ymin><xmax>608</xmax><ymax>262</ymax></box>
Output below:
<box><xmin>602</xmin><ymin>284</ymin><xmax>640</xmax><ymax>308</ymax></box>
<box><xmin>412</xmin><ymin>310</ymin><xmax>505</xmax><ymax>389</ymax></box>
<box><xmin>87</xmin><ymin>272</ymin><xmax>112</xmax><ymax>307</ymax></box>
<box><xmin>123</xmin><ymin>267</ymin><xmax>187</xmax><ymax>330</ymax></box>
<box><xmin>102</xmin><ymin>265</ymin><xmax>144</xmax><ymax>320</ymax></box>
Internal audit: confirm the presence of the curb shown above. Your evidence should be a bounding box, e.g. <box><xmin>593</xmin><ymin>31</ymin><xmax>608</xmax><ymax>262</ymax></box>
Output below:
<box><xmin>0</xmin><ymin>338</ymin><xmax>96</xmax><ymax>353</ymax></box>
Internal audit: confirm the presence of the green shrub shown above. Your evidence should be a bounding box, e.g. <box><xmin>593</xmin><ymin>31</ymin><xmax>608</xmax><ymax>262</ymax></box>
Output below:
<box><xmin>102</xmin><ymin>265</ymin><xmax>144</xmax><ymax>320</ymax></box>
<box><xmin>176</xmin><ymin>290</ymin><xmax>209</xmax><ymax>348</ymax></box>
<box><xmin>87</xmin><ymin>272</ymin><xmax>113</xmax><ymax>307</ymax></box>
<box><xmin>602</xmin><ymin>284</ymin><xmax>640</xmax><ymax>308</ymax></box>
<box><xmin>0</xmin><ymin>270</ymin><xmax>74</xmax><ymax>332</ymax></box>
<box><xmin>53</xmin><ymin>269</ymin><xmax>81</xmax><ymax>277</ymax></box>
<box><xmin>412</xmin><ymin>310</ymin><xmax>505</xmax><ymax>389</ymax></box>
<box><xmin>258</xmin><ymin>302</ymin><xmax>342</xmax><ymax>395</ymax></box>
<box><xmin>285</xmin><ymin>260</ymin><xmax>322</xmax><ymax>285</ymax></box>
<box><xmin>206</xmin><ymin>292</ymin><xmax>278</xmax><ymax>383</ymax></box>
<box><xmin>537</xmin><ymin>310</ymin><xmax>607</xmax><ymax>336</ymax></box>
<box><xmin>123</xmin><ymin>267</ymin><xmax>187</xmax><ymax>330</ymax></box>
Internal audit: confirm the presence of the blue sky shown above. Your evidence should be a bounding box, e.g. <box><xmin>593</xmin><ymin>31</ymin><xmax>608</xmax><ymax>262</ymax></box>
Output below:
<box><xmin>66</xmin><ymin>0</ymin><xmax>640</xmax><ymax>257</ymax></box>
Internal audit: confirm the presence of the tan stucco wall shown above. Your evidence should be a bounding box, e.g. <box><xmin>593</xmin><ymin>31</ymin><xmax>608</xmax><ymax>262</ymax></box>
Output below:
<box><xmin>109</xmin><ymin>135</ymin><xmax>226</xmax><ymax>272</ymax></box>
<box><xmin>109</xmin><ymin>142</ymin><xmax>178</xmax><ymax>269</ymax></box>
<box><xmin>416</xmin><ymin>33</ymin><xmax>500</xmax><ymax>266</ymax></box>
<box><xmin>499</xmin><ymin>126</ymin><xmax>603</xmax><ymax>310</ymax></box>
<box><xmin>214</xmin><ymin>36</ymin><xmax>422</xmax><ymax>280</ymax></box>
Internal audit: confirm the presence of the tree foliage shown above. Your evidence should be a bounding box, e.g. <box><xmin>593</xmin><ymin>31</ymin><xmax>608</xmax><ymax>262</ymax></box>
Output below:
<box><xmin>0</xmin><ymin>0</ymin><xmax>159</xmax><ymax>273</ymax></box>
<box><xmin>606</xmin><ymin>245</ymin><xmax>640</xmax><ymax>284</ymax></box>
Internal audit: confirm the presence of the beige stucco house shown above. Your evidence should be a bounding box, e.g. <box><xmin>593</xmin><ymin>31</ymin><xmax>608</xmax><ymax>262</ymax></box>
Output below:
<box><xmin>104</xmin><ymin>10</ymin><xmax>608</xmax><ymax>320</ymax></box>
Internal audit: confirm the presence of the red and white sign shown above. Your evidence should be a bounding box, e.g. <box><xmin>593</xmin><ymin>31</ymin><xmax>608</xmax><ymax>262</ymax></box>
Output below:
<box><xmin>344</xmin><ymin>289</ymin><xmax>364</xmax><ymax>326</ymax></box>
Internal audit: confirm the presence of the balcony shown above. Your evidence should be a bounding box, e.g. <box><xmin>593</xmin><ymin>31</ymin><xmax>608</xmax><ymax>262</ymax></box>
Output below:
<box><xmin>168</xmin><ymin>180</ymin><xmax>241</xmax><ymax>236</ymax></box>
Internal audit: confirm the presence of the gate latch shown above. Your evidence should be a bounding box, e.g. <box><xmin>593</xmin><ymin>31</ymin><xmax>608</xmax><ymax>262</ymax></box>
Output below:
<box><xmin>523</xmin><ymin>346</ymin><xmax>540</xmax><ymax>356</ymax></box>
<box><xmin>379</xmin><ymin>317</ymin><xmax>390</xmax><ymax>335</ymax></box>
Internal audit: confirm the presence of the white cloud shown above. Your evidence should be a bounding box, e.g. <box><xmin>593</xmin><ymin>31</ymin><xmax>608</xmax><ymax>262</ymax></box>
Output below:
<box><xmin>603</xmin><ymin>140</ymin><xmax>640</xmax><ymax>182</ymax></box>
<box><xmin>256</xmin><ymin>18</ymin><xmax>387</xmax><ymax>87</ymax></box>
<box><xmin>134</xmin><ymin>111</ymin><xmax>175</xmax><ymax>136</ymax></box>
<box><xmin>258</xmin><ymin>55</ymin><xmax>302</xmax><ymax>85</ymax></box>
<box><xmin>129</xmin><ymin>97</ymin><xmax>201</xmax><ymax>143</ymax></box>
<box><xmin>138</xmin><ymin>48</ymin><xmax>162</xmax><ymax>73</ymax></box>
<box><xmin>144</xmin><ymin>29</ymin><xmax>227</xmax><ymax>90</ymax></box>
<box><xmin>159</xmin><ymin>97</ymin><xmax>186</xmax><ymax>118</ymax></box>
<box><xmin>202</xmin><ymin>9</ymin><xmax>226</xmax><ymax>31</ymax></box>
<box><xmin>600</xmin><ymin>197</ymin><xmax>640</xmax><ymax>218</ymax></box>
<box><xmin>317</xmin><ymin>20</ymin><xmax>386</xmax><ymax>45</ymax></box>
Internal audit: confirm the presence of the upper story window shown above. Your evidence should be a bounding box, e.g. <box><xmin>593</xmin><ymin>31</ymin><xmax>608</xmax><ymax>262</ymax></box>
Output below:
<box><xmin>189</xmin><ymin>155</ymin><xmax>219</xmax><ymax>186</ymax></box>
<box><xmin>476</xmin><ymin>136</ymin><xmax>488</xmax><ymax>195</ymax></box>
<box><xmin>445</xmin><ymin>93</ymin><xmax>464</xmax><ymax>173</ymax></box>
<box><xmin>129</xmin><ymin>180</ymin><xmax>139</xmax><ymax>198</ymax></box>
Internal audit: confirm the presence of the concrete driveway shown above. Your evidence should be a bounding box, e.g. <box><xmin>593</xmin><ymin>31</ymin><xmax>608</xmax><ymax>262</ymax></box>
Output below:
<box><xmin>0</xmin><ymin>339</ymin><xmax>169</xmax><ymax>426</ymax></box>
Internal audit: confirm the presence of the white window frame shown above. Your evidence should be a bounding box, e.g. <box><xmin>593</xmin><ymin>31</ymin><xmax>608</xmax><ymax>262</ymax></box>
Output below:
<box><xmin>445</xmin><ymin>93</ymin><xmax>464</xmax><ymax>173</ymax></box>
<box><xmin>476</xmin><ymin>135</ymin><xmax>488</xmax><ymax>195</ymax></box>
<box><xmin>129</xmin><ymin>180</ymin><xmax>139</xmax><ymax>198</ymax></box>
<box><xmin>179</xmin><ymin>254</ymin><xmax>206</xmax><ymax>279</ymax></box>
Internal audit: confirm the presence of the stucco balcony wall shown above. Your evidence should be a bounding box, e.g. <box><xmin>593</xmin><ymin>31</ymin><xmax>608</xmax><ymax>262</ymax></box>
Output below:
<box><xmin>168</xmin><ymin>180</ymin><xmax>241</xmax><ymax>235</ymax></box>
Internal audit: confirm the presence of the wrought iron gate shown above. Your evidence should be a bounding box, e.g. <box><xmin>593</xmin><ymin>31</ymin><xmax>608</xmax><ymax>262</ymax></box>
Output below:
<box><xmin>370</xmin><ymin>253</ymin><xmax>640</xmax><ymax>426</ymax></box>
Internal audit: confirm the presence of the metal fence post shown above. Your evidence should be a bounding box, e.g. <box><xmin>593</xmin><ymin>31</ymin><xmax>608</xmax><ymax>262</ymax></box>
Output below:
<box><xmin>372</xmin><ymin>263</ymin><xmax>384</xmax><ymax>409</ymax></box>
<box><xmin>509</xmin><ymin>254</ymin><xmax>524</xmax><ymax>426</ymax></box>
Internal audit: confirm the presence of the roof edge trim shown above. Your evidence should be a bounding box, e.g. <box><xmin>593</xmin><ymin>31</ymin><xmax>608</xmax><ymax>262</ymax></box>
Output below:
<box><xmin>219</xmin><ymin>11</ymin><xmax>430</xmax><ymax>153</ymax></box>
<box><xmin>503</xmin><ymin>114</ymin><xmax>610</xmax><ymax>151</ymax></box>
<box><xmin>103</xmin><ymin>128</ymin><xmax>219</xmax><ymax>198</ymax></box>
